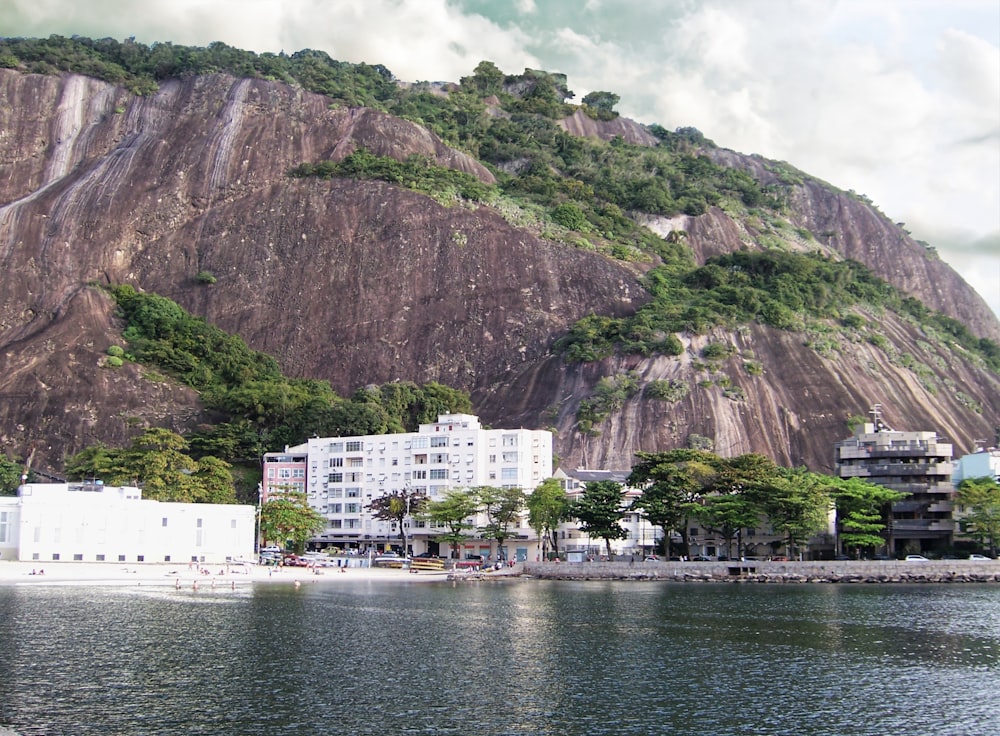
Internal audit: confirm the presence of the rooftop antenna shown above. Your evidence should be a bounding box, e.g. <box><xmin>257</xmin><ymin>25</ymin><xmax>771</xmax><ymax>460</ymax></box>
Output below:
<box><xmin>868</xmin><ymin>404</ymin><xmax>892</xmax><ymax>432</ymax></box>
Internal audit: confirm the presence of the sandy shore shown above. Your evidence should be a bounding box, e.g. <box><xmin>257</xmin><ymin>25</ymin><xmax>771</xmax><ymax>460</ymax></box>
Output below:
<box><xmin>0</xmin><ymin>560</ymin><xmax>453</xmax><ymax>587</ymax></box>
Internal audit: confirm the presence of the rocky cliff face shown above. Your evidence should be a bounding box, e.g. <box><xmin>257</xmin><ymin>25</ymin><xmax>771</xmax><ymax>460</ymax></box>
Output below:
<box><xmin>0</xmin><ymin>69</ymin><xmax>997</xmax><ymax>472</ymax></box>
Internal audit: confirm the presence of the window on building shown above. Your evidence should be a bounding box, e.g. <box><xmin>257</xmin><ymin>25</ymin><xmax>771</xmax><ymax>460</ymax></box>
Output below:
<box><xmin>329</xmin><ymin>472</ymin><xmax>343</xmax><ymax>483</ymax></box>
<box><xmin>330</xmin><ymin>442</ymin><xmax>344</xmax><ymax>452</ymax></box>
<box><xmin>278</xmin><ymin>469</ymin><xmax>291</xmax><ymax>479</ymax></box>
<box><xmin>330</xmin><ymin>457</ymin><xmax>344</xmax><ymax>468</ymax></box>
<box><xmin>348</xmin><ymin>457</ymin><xmax>364</xmax><ymax>467</ymax></box>
<box><xmin>412</xmin><ymin>437</ymin><xmax>429</xmax><ymax>449</ymax></box>
<box><xmin>346</xmin><ymin>488</ymin><xmax>360</xmax><ymax>498</ymax></box>
<box><xmin>162</xmin><ymin>517</ymin><xmax>168</xmax><ymax>527</ymax></box>
<box><xmin>330</xmin><ymin>504</ymin><xmax>342</xmax><ymax>514</ymax></box>
<box><xmin>431</xmin><ymin>436</ymin><xmax>448</xmax><ymax>447</ymax></box>
<box><xmin>0</xmin><ymin>511</ymin><xmax>10</xmax><ymax>543</ymax></box>
<box><xmin>430</xmin><ymin>469</ymin><xmax>447</xmax><ymax>479</ymax></box>
<box><xmin>345</xmin><ymin>519</ymin><xmax>361</xmax><ymax>529</ymax></box>
<box><xmin>413</xmin><ymin>470</ymin><xmax>428</xmax><ymax>480</ymax></box>
<box><xmin>502</xmin><ymin>452</ymin><xmax>518</xmax><ymax>463</ymax></box>
<box><xmin>501</xmin><ymin>468</ymin><xmax>518</xmax><ymax>480</ymax></box>
<box><xmin>489</xmin><ymin>454</ymin><xmax>496</xmax><ymax>463</ymax></box>
<box><xmin>346</xmin><ymin>441</ymin><xmax>362</xmax><ymax>452</ymax></box>
<box><xmin>329</xmin><ymin>519</ymin><xmax>342</xmax><ymax>529</ymax></box>
<box><xmin>293</xmin><ymin>469</ymin><xmax>305</xmax><ymax>478</ymax></box>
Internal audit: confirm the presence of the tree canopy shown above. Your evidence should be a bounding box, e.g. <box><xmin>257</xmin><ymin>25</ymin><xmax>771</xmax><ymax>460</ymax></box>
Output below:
<box><xmin>420</xmin><ymin>488</ymin><xmax>481</xmax><ymax>559</ymax></box>
<box><xmin>476</xmin><ymin>485</ymin><xmax>526</xmax><ymax>559</ymax></box>
<box><xmin>64</xmin><ymin>428</ymin><xmax>238</xmax><ymax>503</ymax></box>
<box><xmin>957</xmin><ymin>477</ymin><xmax>1000</xmax><ymax>557</ymax></box>
<box><xmin>571</xmin><ymin>480</ymin><xmax>629</xmax><ymax>558</ymax></box>
<box><xmin>259</xmin><ymin>490</ymin><xmax>326</xmax><ymax>553</ymax></box>
<box><xmin>367</xmin><ymin>488</ymin><xmax>429</xmax><ymax>556</ymax></box>
<box><xmin>527</xmin><ymin>477</ymin><xmax>570</xmax><ymax>559</ymax></box>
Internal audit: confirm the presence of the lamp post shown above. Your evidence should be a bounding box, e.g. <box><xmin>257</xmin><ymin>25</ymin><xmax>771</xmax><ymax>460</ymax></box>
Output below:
<box><xmin>255</xmin><ymin>482</ymin><xmax>263</xmax><ymax>554</ymax></box>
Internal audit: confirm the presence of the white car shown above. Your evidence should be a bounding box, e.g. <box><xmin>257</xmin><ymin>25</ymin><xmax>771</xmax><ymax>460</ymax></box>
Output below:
<box><xmin>904</xmin><ymin>554</ymin><xmax>929</xmax><ymax>561</ymax></box>
<box><xmin>968</xmin><ymin>554</ymin><xmax>993</xmax><ymax>561</ymax></box>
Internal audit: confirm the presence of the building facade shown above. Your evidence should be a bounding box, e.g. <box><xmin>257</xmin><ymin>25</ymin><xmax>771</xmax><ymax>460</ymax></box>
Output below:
<box><xmin>834</xmin><ymin>419</ymin><xmax>954</xmax><ymax>554</ymax></box>
<box><xmin>952</xmin><ymin>448</ymin><xmax>1000</xmax><ymax>485</ymax></box>
<box><xmin>0</xmin><ymin>482</ymin><xmax>256</xmax><ymax>564</ymax></box>
<box><xmin>261</xmin><ymin>414</ymin><xmax>553</xmax><ymax>558</ymax></box>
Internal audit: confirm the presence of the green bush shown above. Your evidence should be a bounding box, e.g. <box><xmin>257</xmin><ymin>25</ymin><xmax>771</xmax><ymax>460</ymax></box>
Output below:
<box><xmin>644</xmin><ymin>379</ymin><xmax>690</xmax><ymax>403</ymax></box>
<box><xmin>106</xmin><ymin>345</ymin><xmax>126</xmax><ymax>358</ymax></box>
<box><xmin>196</xmin><ymin>270</ymin><xmax>217</xmax><ymax>285</ymax></box>
<box><xmin>701</xmin><ymin>342</ymin><xmax>734</xmax><ymax>361</ymax></box>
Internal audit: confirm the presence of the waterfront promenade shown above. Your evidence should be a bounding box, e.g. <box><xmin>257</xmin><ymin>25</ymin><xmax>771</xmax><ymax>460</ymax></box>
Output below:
<box><xmin>522</xmin><ymin>558</ymin><xmax>1000</xmax><ymax>583</ymax></box>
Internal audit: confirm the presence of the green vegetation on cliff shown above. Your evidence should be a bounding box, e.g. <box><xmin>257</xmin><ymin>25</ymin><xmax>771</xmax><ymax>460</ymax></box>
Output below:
<box><xmin>5</xmin><ymin>35</ymin><xmax>995</xmax><ymax>378</ymax></box>
<box><xmin>105</xmin><ymin>285</ymin><xmax>471</xmax><ymax>499</ymax></box>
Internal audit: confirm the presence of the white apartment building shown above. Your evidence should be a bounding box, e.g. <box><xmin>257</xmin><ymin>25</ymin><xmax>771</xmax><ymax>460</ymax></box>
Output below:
<box><xmin>0</xmin><ymin>482</ymin><xmax>256</xmax><ymax>564</ymax></box>
<box><xmin>262</xmin><ymin>413</ymin><xmax>553</xmax><ymax>559</ymax></box>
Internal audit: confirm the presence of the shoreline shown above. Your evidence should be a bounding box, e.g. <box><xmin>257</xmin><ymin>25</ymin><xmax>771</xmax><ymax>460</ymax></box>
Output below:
<box><xmin>521</xmin><ymin>559</ymin><xmax>1000</xmax><ymax>584</ymax></box>
<box><xmin>0</xmin><ymin>560</ymin><xmax>452</xmax><ymax>588</ymax></box>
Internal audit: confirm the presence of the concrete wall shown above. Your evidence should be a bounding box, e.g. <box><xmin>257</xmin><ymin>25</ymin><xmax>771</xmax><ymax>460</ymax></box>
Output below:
<box><xmin>523</xmin><ymin>560</ymin><xmax>1000</xmax><ymax>583</ymax></box>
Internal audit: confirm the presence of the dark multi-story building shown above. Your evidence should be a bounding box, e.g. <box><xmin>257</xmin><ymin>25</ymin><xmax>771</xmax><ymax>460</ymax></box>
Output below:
<box><xmin>834</xmin><ymin>413</ymin><xmax>954</xmax><ymax>555</ymax></box>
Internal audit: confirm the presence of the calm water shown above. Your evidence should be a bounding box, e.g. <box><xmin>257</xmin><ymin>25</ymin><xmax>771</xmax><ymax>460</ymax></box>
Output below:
<box><xmin>1</xmin><ymin>579</ymin><xmax>998</xmax><ymax>735</ymax></box>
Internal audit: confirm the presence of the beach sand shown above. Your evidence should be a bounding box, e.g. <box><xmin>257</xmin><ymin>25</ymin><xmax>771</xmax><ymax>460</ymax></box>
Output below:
<box><xmin>0</xmin><ymin>560</ymin><xmax>453</xmax><ymax>587</ymax></box>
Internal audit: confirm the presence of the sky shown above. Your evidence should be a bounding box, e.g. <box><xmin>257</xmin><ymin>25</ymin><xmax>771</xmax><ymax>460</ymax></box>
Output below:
<box><xmin>2</xmin><ymin>0</ymin><xmax>998</xmax><ymax>318</ymax></box>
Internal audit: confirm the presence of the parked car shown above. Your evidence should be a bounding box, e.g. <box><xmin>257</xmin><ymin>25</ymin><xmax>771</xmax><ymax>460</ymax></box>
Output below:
<box><xmin>968</xmin><ymin>554</ymin><xmax>993</xmax><ymax>561</ymax></box>
<box><xmin>904</xmin><ymin>554</ymin><xmax>929</xmax><ymax>561</ymax></box>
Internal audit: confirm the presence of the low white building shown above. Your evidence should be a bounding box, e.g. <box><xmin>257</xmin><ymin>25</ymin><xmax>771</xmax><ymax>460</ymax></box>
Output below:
<box><xmin>0</xmin><ymin>482</ymin><xmax>256</xmax><ymax>564</ymax></box>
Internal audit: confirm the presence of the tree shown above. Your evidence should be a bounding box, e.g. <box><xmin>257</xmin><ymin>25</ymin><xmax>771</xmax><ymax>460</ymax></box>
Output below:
<box><xmin>421</xmin><ymin>488</ymin><xmax>480</xmax><ymax>560</ymax></box>
<box><xmin>259</xmin><ymin>490</ymin><xmax>326</xmax><ymax>554</ymax></box>
<box><xmin>829</xmin><ymin>477</ymin><xmax>905</xmax><ymax>557</ymax></box>
<box><xmin>1</xmin><ymin>455</ymin><xmax>29</xmax><ymax>495</ymax></box>
<box><xmin>957</xmin><ymin>477</ymin><xmax>1000</xmax><ymax>557</ymax></box>
<box><xmin>696</xmin><ymin>454</ymin><xmax>779</xmax><ymax>558</ymax></box>
<box><xmin>628</xmin><ymin>450</ymin><xmax>718</xmax><ymax>557</ymax></box>
<box><xmin>526</xmin><ymin>478</ymin><xmax>570</xmax><ymax>560</ymax></box>
<box><xmin>462</xmin><ymin>60</ymin><xmax>504</xmax><ymax>97</ymax></box>
<box><xmin>752</xmin><ymin>469</ymin><xmax>831</xmax><ymax>558</ymax></box>
<box><xmin>581</xmin><ymin>90</ymin><xmax>619</xmax><ymax>120</ymax></box>
<box><xmin>476</xmin><ymin>485</ymin><xmax>526</xmax><ymax>560</ymax></box>
<box><xmin>571</xmin><ymin>480</ymin><xmax>628</xmax><ymax>558</ymax></box>
<box><xmin>64</xmin><ymin>428</ymin><xmax>237</xmax><ymax>503</ymax></box>
<box><xmin>367</xmin><ymin>488</ymin><xmax>429</xmax><ymax>556</ymax></box>
<box><xmin>694</xmin><ymin>491</ymin><xmax>760</xmax><ymax>560</ymax></box>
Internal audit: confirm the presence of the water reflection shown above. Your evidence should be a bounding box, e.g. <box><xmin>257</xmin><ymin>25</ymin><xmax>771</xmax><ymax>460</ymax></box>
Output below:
<box><xmin>0</xmin><ymin>581</ymin><xmax>998</xmax><ymax>735</ymax></box>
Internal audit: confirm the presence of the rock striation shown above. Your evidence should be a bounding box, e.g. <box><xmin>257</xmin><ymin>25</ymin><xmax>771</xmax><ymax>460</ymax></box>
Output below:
<box><xmin>0</xmin><ymin>68</ymin><xmax>997</xmax><ymax>472</ymax></box>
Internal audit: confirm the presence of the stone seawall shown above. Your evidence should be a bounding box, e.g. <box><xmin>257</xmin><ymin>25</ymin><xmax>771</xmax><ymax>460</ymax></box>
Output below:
<box><xmin>522</xmin><ymin>560</ymin><xmax>1000</xmax><ymax>584</ymax></box>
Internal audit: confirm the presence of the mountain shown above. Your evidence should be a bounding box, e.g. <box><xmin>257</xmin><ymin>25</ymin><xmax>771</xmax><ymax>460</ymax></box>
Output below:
<box><xmin>0</xmin><ymin>44</ymin><xmax>997</xmax><ymax>477</ymax></box>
